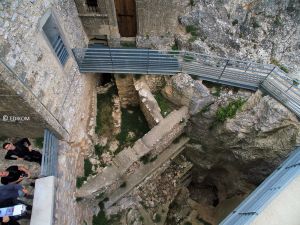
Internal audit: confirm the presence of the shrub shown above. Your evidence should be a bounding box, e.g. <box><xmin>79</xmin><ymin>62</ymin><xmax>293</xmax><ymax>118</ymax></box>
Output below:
<box><xmin>76</xmin><ymin>158</ymin><xmax>93</xmax><ymax>188</ymax></box>
<box><xmin>94</xmin><ymin>144</ymin><xmax>105</xmax><ymax>157</ymax></box>
<box><xmin>116</xmin><ymin>107</ymin><xmax>149</xmax><ymax>153</ymax></box>
<box><xmin>154</xmin><ymin>93</ymin><xmax>173</xmax><ymax>117</ymax></box>
<box><xmin>185</xmin><ymin>25</ymin><xmax>198</xmax><ymax>36</ymax></box>
<box><xmin>140</xmin><ymin>153</ymin><xmax>157</xmax><ymax>164</ymax></box>
<box><xmin>216</xmin><ymin>98</ymin><xmax>245</xmax><ymax>122</ymax></box>
<box><xmin>34</xmin><ymin>137</ymin><xmax>44</xmax><ymax>149</ymax></box>
<box><xmin>232</xmin><ymin>19</ymin><xmax>238</xmax><ymax>26</ymax></box>
<box><xmin>154</xmin><ymin>214</ymin><xmax>161</xmax><ymax>223</ymax></box>
<box><xmin>270</xmin><ymin>58</ymin><xmax>289</xmax><ymax>73</ymax></box>
<box><xmin>189</xmin><ymin>0</ymin><xmax>195</xmax><ymax>7</ymax></box>
<box><xmin>120</xmin><ymin>182</ymin><xmax>127</xmax><ymax>188</ymax></box>
<box><xmin>95</xmin><ymin>87</ymin><xmax>116</xmax><ymax>135</ymax></box>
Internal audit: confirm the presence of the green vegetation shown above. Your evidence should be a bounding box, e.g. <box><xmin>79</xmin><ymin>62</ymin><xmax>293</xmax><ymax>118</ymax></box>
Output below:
<box><xmin>188</xmin><ymin>35</ymin><xmax>198</xmax><ymax>43</ymax></box>
<box><xmin>94</xmin><ymin>144</ymin><xmax>105</xmax><ymax>157</ymax></box>
<box><xmin>274</xmin><ymin>15</ymin><xmax>282</xmax><ymax>26</ymax></box>
<box><xmin>216</xmin><ymin>98</ymin><xmax>246</xmax><ymax>122</ymax></box>
<box><xmin>189</xmin><ymin>0</ymin><xmax>195</xmax><ymax>7</ymax></box>
<box><xmin>34</xmin><ymin>137</ymin><xmax>44</xmax><ymax>149</ymax></box>
<box><xmin>116</xmin><ymin>107</ymin><xmax>149</xmax><ymax>153</ymax></box>
<box><xmin>270</xmin><ymin>58</ymin><xmax>289</xmax><ymax>73</ymax></box>
<box><xmin>232</xmin><ymin>19</ymin><xmax>238</xmax><ymax>26</ymax></box>
<box><xmin>184</xmin><ymin>222</ymin><xmax>193</xmax><ymax>225</ymax></box>
<box><xmin>171</xmin><ymin>43</ymin><xmax>179</xmax><ymax>51</ymax></box>
<box><xmin>186</xmin><ymin>25</ymin><xmax>198</xmax><ymax>36</ymax></box>
<box><xmin>120</xmin><ymin>42</ymin><xmax>136</xmax><ymax>48</ymax></box>
<box><xmin>197</xmin><ymin>217</ymin><xmax>212</xmax><ymax>225</ymax></box>
<box><xmin>154</xmin><ymin>92</ymin><xmax>173</xmax><ymax>117</ymax></box>
<box><xmin>140</xmin><ymin>153</ymin><xmax>158</xmax><ymax>164</ymax></box>
<box><xmin>76</xmin><ymin>197</ymin><xmax>83</xmax><ymax>202</ymax></box>
<box><xmin>134</xmin><ymin>74</ymin><xmax>142</xmax><ymax>80</ymax></box>
<box><xmin>76</xmin><ymin>158</ymin><xmax>93</xmax><ymax>188</ymax></box>
<box><xmin>93</xmin><ymin>201</ymin><xmax>121</xmax><ymax>225</ymax></box>
<box><xmin>252</xmin><ymin>20</ymin><xmax>260</xmax><ymax>28</ymax></box>
<box><xmin>95</xmin><ymin>86</ymin><xmax>116</xmax><ymax>135</ymax></box>
<box><xmin>183</xmin><ymin>55</ymin><xmax>195</xmax><ymax>62</ymax></box>
<box><xmin>211</xmin><ymin>85</ymin><xmax>221</xmax><ymax>97</ymax></box>
<box><xmin>120</xmin><ymin>181</ymin><xmax>127</xmax><ymax>188</ymax></box>
<box><xmin>154</xmin><ymin>214</ymin><xmax>161</xmax><ymax>223</ymax></box>
<box><xmin>93</xmin><ymin>210</ymin><xmax>110</xmax><ymax>225</ymax></box>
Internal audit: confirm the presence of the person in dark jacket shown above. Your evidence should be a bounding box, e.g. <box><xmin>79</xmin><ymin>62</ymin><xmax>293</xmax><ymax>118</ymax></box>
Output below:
<box><xmin>0</xmin><ymin>198</ymin><xmax>31</xmax><ymax>225</ymax></box>
<box><xmin>0</xmin><ymin>166</ymin><xmax>30</xmax><ymax>185</ymax></box>
<box><xmin>0</xmin><ymin>184</ymin><xmax>32</xmax><ymax>201</ymax></box>
<box><xmin>2</xmin><ymin>138</ymin><xmax>42</xmax><ymax>165</ymax></box>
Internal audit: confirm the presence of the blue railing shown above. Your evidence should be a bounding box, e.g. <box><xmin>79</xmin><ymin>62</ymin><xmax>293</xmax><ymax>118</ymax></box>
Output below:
<box><xmin>220</xmin><ymin>146</ymin><xmax>300</xmax><ymax>225</ymax></box>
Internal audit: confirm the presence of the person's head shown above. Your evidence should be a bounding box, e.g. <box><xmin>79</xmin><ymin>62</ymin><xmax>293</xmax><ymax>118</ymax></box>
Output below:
<box><xmin>2</xmin><ymin>142</ymin><xmax>14</xmax><ymax>150</ymax></box>
<box><xmin>0</xmin><ymin>171</ymin><xmax>8</xmax><ymax>177</ymax></box>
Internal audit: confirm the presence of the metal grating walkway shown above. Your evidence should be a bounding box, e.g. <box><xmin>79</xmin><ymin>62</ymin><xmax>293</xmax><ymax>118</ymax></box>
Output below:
<box><xmin>220</xmin><ymin>147</ymin><xmax>300</xmax><ymax>225</ymax></box>
<box><xmin>73</xmin><ymin>47</ymin><xmax>300</xmax><ymax>118</ymax></box>
<box><xmin>40</xmin><ymin>129</ymin><xmax>59</xmax><ymax>177</ymax></box>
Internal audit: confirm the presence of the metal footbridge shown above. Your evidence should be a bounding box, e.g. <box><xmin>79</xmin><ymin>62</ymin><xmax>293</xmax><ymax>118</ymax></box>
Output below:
<box><xmin>73</xmin><ymin>47</ymin><xmax>300</xmax><ymax>118</ymax></box>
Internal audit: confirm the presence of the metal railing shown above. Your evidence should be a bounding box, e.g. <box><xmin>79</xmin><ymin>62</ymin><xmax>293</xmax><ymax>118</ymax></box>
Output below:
<box><xmin>73</xmin><ymin>47</ymin><xmax>300</xmax><ymax>118</ymax></box>
<box><xmin>220</xmin><ymin>146</ymin><xmax>300</xmax><ymax>225</ymax></box>
<box><xmin>41</xmin><ymin>129</ymin><xmax>59</xmax><ymax>177</ymax></box>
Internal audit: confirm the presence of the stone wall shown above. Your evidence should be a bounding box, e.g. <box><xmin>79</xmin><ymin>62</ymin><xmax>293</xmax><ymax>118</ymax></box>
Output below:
<box><xmin>115</xmin><ymin>74</ymin><xmax>139</xmax><ymax>108</ymax></box>
<box><xmin>74</xmin><ymin>0</ymin><xmax>120</xmax><ymax>43</ymax></box>
<box><xmin>134</xmin><ymin>79</ymin><xmax>163</xmax><ymax>128</ymax></box>
<box><xmin>0</xmin><ymin>0</ymin><xmax>93</xmax><ymax>139</ymax></box>
<box><xmin>76</xmin><ymin>106</ymin><xmax>189</xmax><ymax>198</ymax></box>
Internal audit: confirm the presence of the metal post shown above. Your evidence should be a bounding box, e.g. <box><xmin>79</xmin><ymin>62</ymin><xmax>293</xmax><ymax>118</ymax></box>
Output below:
<box><xmin>261</xmin><ymin>66</ymin><xmax>276</xmax><ymax>84</ymax></box>
<box><xmin>218</xmin><ymin>59</ymin><xmax>229</xmax><ymax>79</ymax></box>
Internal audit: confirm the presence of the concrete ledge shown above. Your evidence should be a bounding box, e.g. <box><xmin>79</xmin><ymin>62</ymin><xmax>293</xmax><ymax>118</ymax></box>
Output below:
<box><xmin>30</xmin><ymin>176</ymin><xmax>56</xmax><ymax>225</ymax></box>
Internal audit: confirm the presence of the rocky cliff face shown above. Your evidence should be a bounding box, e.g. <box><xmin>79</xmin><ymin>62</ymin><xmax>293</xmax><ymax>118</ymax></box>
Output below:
<box><xmin>163</xmin><ymin>73</ymin><xmax>300</xmax><ymax>213</ymax></box>
<box><xmin>177</xmin><ymin>0</ymin><xmax>300</xmax><ymax>78</ymax></box>
<box><xmin>187</xmin><ymin>89</ymin><xmax>300</xmax><ymax>207</ymax></box>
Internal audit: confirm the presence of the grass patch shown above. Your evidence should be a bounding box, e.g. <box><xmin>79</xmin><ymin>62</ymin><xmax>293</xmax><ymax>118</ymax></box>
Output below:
<box><xmin>120</xmin><ymin>42</ymin><xmax>136</xmax><ymax>48</ymax></box>
<box><xmin>183</xmin><ymin>55</ymin><xmax>195</xmax><ymax>62</ymax></box>
<box><xmin>116</xmin><ymin>107</ymin><xmax>149</xmax><ymax>153</ymax></box>
<box><xmin>270</xmin><ymin>58</ymin><xmax>289</xmax><ymax>73</ymax></box>
<box><xmin>186</xmin><ymin>25</ymin><xmax>198</xmax><ymax>36</ymax></box>
<box><xmin>153</xmin><ymin>214</ymin><xmax>161</xmax><ymax>223</ymax></box>
<box><xmin>76</xmin><ymin>158</ymin><xmax>93</xmax><ymax>188</ymax></box>
<box><xmin>34</xmin><ymin>137</ymin><xmax>44</xmax><ymax>149</ymax></box>
<box><xmin>95</xmin><ymin>86</ymin><xmax>116</xmax><ymax>135</ymax></box>
<box><xmin>94</xmin><ymin>144</ymin><xmax>105</xmax><ymax>157</ymax></box>
<box><xmin>93</xmin><ymin>201</ymin><xmax>121</xmax><ymax>225</ymax></box>
<box><xmin>120</xmin><ymin>181</ymin><xmax>127</xmax><ymax>188</ymax></box>
<box><xmin>154</xmin><ymin>92</ymin><xmax>173</xmax><ymax>117</ymax></box>
<box><xmin>211</xmin><ymin>85</ymin><xmax>221</xmax><ymax>97</ymax></box>
<box><xmin>232</xmin><ymin>19</ymin><xmax>238</xmax><ymax>26</ymax></box>
<box><xmin>188</xmin><ymin>35</ymin><xmax>198</xmax><ymax>43</ymax></box>
<box><xmin>140</xmin><ymin>153</ymin><xmax>158</xmax><ymax>164</ymax></box>
<box><xmin>216</xmin><ymin>98</ymin><xmax>246</xmax><ymax>122</ymax></box>
<box><xmin>171</xmin><ymin>43</ymin><xmax>179</xmax><ymax>51</ymax></box>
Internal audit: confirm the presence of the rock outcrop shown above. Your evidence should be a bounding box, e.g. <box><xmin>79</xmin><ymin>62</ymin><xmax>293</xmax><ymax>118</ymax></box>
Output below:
<box><xmin>186</xmin><ymin>89</ymin><xmax>300</xmax><ymax>204</ymax></box>
<box><xmin>162</xmin><ymin>73</ymin><xmax>214</xmax><ymax>115</ymax></box>
<box><xmin>178</xmin><ymin>0</ymin><xmax>300</xmax><ymax>79</ymax></box>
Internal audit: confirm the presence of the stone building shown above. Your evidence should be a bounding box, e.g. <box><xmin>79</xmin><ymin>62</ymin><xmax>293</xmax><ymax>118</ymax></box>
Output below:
<box><xmin>0</xmin><ymin>0</ymin><xmax>93</xmax><ymax>139</ymax></box>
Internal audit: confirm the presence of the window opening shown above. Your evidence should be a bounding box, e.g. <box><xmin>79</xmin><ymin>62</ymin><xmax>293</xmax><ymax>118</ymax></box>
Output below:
<box><xmin>42</xmin><ymin>15</ymin><xmax>69</xmax><ymax>66</ymax></box>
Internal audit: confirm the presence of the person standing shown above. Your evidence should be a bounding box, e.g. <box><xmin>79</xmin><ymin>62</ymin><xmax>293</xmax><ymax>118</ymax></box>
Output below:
<box><xmin>2</xmin><ymin>138</ymin><xmax>42</xmax><ymax>165</ymax></box>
